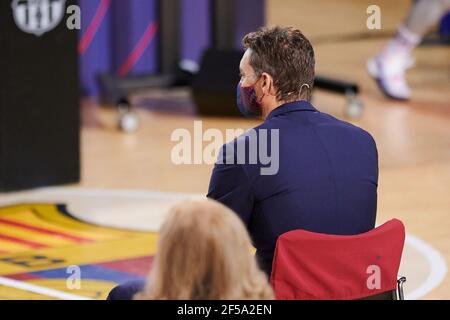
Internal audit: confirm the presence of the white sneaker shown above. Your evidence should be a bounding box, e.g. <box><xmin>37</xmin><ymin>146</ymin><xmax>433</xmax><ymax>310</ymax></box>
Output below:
<box><xmin>367</xmin><ymin>54</ymin><xmax>415</xmax><ymax>78</ymax></box>
<box><xmin>367</xmin><ymin>55</ymin><xmax>413</xmax><ymax>100</ymax></box>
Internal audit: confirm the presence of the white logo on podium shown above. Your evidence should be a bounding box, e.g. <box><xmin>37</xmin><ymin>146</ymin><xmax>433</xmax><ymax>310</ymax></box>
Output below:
<box><xmin>11</xmin><ymin>0</ymin><xmax>67</xmax><ymax>36</ymax></box>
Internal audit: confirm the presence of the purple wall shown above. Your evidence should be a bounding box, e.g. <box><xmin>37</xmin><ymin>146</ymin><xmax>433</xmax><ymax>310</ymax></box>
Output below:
<box><xmin>180</xmin><ymin>0</ymin><xmax>211</xmax><ymax>65</ymax></box>
<box><xmin>79</xmin><ymin>0</ymin><xmax>113</xmax><ymax>96</ymax></box>
<box><xmin>79</xmin><ymin>0</ymin><xmax>158</xmax><ymax>96</ymax></box>
<box><xmin>235</xmin><ymin>0</ymin><xmax>266</xmax><ymax>49</ymax></box>
<box><xmin>111</xmin><ymin>0</ymin><xmax>159</xmax><ymax>77</ymax></box>
<box><xmin>79</xmin><ymin>0</ymin><xmax>265</xmax><ymax>97</ymax></box>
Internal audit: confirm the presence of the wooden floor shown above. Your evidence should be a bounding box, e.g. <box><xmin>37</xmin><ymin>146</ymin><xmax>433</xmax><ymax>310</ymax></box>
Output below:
<box><xmin>0</xmin><ymin>0</ymin><xmax>446</xmax><ymax>301</ymax></box>
<box><xmin>75</xmin><ymin>0</ymin><xmax>450</xmax><ymax>299</ymax></box>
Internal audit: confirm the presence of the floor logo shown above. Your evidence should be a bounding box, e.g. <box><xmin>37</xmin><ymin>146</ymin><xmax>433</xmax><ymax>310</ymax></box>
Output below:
<box><xmin>11</xmin><ymin>0</ymin><xmax>67</xmax><ymax>36</ymax></box>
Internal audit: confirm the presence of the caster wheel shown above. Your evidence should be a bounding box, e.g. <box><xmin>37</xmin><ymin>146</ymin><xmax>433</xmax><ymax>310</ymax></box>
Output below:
<box><xmin>119</xmin><ymin>111</ymin><xmax>139</xmax><ymax>133</ymax></box>
<box><xmin>345</xmin><ymin>99</ymin><xmax>364</xmax><ymax>119</ymax></box>
<box><xmin>117</xmin><ymin>99</ymin><xmax>139</xmax><ymax>133</ymax></box>
<box><xmin>344</xmin><ymin>91</ymin><xmax>364</xmax><ymax>119</ymax></box>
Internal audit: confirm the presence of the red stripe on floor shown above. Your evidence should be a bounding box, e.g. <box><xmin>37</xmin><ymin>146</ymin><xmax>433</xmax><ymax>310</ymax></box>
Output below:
<box><xmin>5</xmin><ymin>273</ymin><xmax>43</xmax><ymax>281</ymax></box>
<box><xmin>99</xmin><ymin>256</ymin><xmax>154</xmax><ymax>276</ymax></box>
<box><xmin>0</xmin><ymin>218</ymin><xmax>94</xmax><ymax>243</ymax></box>
<box><xmin>0</xmin><ymin>234</ymin><xmax>49</xmax><ymax>249</ymax></box>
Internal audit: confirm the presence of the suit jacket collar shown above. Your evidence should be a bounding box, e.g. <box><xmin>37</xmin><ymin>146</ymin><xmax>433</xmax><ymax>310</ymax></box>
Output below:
<box><xmin>266</xmin><ymin>100</ymin><xmax>318</xmax><ymax>120</ymax></box>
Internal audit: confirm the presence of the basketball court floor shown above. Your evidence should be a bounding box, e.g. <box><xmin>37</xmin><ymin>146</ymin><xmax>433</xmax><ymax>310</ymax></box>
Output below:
<box><xmin>0</xmin><ymin>0</ymin><xmax>449</xmax><ymax>299</ymax></box>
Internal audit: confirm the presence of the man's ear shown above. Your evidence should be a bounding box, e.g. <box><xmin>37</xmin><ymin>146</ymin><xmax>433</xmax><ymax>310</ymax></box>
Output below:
<box><xmin>261</xmin><ymin>72</ymin><xmax>275</xmax><ymax>96</ymax></box>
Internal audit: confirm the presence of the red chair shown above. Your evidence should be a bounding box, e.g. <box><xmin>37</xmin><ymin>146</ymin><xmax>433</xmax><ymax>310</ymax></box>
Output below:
<box><xmin>270</xmin><ymin>219</ymin><xmax>406</xmax><ymax>300</ymax></box>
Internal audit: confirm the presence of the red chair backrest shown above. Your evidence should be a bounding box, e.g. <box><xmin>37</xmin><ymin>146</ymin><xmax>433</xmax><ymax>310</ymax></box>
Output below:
<box><xmin>270</xmin><ymin>219</ymin><xmax>405</xmax><ymax>300</ymax></box>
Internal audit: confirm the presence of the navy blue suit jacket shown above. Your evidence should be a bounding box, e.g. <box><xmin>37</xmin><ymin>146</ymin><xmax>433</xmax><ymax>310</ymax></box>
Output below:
<box><xmin>207</xmin><ymin>101</ymin><xmax>378</xmax><ymax>276</ymax></box>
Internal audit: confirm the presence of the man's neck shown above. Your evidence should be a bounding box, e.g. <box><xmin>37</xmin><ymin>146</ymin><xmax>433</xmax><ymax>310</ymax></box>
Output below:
<box><xmin>262</xmin><ymin>96</ymin><xmax>311</xmax><ymax>120</ymax></box>
<box><xmin>261</xmin><ymin>100</ymin><xmax>290</xmax><ymax>120</ymax></box>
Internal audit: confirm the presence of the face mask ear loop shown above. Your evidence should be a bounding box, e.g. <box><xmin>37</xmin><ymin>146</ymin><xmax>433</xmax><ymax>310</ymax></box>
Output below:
<box><xmin>255</xmin><ymin>75</ymin><xmax>266</xmax><ymax>104</ymax></box>
<box><xmin>299</xmin><ymin>84</ymin><xmax>311</xmax><ymax>99</ymax></box>
<box><xmin>258</xmin><ymin>91</ymin><xmax>266</xmax><ymax>105</ymax></box>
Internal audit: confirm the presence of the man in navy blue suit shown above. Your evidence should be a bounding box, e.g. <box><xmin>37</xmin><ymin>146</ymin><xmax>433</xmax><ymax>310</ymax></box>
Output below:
<box><xmin>107</xmin><ymin>26</ymin><xmax>378</xmax><ymax>299</ymax></box>
<box><xmin>207</xmin><ymin>26</ymin><xmax>378</xmax><ymax>277</ymax></box>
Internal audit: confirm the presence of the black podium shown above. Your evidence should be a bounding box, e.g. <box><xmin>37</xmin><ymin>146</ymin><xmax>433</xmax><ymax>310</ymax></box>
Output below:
<box><xmin>0</xmin><ymin>0</ymin><xmax>80</xmax><ymax>192</ymax></box>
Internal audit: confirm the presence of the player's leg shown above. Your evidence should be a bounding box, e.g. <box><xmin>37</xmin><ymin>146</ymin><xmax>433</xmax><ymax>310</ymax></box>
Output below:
<box><xmin>368</xmin><ymin>0</ymin><xmax>450</xmax><ymax>100</ymax></box>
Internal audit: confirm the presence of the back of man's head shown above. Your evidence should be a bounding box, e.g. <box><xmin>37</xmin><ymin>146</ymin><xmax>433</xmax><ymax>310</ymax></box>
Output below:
<box><xmin>243</xmin><ymin>26</ymin><xmax>315</xmax><ymax>102</ymax></box>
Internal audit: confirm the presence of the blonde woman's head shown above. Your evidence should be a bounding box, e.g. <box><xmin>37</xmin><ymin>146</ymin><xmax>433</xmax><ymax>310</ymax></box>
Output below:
<box><xmin>135</xmin><ymin>199</ymin><xmax>274</xmax><ymax>300</ymax></box>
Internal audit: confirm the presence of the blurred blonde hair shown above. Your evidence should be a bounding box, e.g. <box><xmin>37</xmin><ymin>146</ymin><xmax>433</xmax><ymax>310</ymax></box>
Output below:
<box><xmin>135</xmin><ymin>199</ymin><xmax>274</xmax><ymax>300</ymax></box>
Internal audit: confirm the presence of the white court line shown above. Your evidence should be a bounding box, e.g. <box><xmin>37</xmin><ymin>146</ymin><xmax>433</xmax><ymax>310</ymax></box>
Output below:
<box><xmin>0</xmin><ymin>187</ymin><xmax>195</xmax><ymax>300</ymax></box>
<box><xmin>0</xmin><ymin>187</ymin><xmax>447</xmax><ymax>300</ymax></box>
<box><xmin>405</xmin><ymin>235</ymin><xmax>447</xmax><ymax>300</ymax></box>
<box><xmin>30</xmin><ymin>187</ymin><xmax>201</xmax><ymax>200</ymax></box>
<box><xmin>0</xmin><ymin>276</ymin><xmax>92</xmax><ymax>300</ymax></box>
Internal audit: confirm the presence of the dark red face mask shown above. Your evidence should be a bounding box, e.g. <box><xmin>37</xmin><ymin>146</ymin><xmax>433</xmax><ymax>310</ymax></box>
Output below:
<box><xmin>236</xmin><ymin>79</ymin><xmax>263</xmax><ymax>118</ymax></box>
